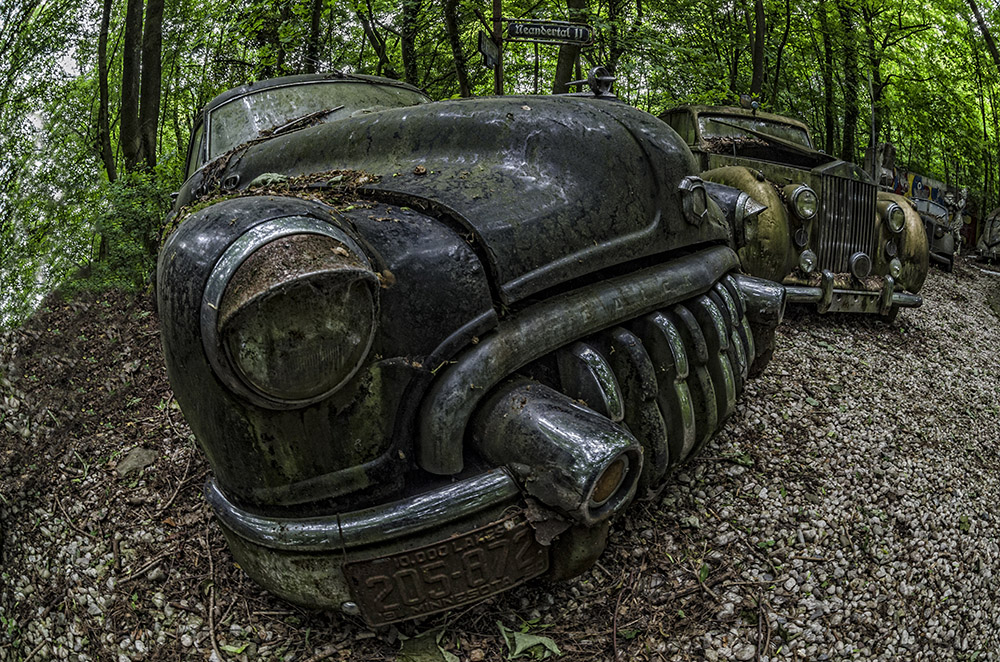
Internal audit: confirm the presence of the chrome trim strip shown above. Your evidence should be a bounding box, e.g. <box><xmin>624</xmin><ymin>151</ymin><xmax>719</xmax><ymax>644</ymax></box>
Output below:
<box><xmin>418</xmin><ymin>245</ymin><xmax>742</xmax><ymax>475</ymax></box>
<box><xmin>206</xmin><ymin>468</ymin><xmax>522</xmax><ymax>551</ymax></box>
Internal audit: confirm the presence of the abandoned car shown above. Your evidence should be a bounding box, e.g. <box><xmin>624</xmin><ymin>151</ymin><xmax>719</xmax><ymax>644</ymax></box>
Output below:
<box><xmin>978</xmin><ymin>207</ymin><xmax>1000</xmax><ymax>263</ymax></box>
<box><xmin>659</xmin><ymin>105</ymin><xmax>928</xmax><ymax>319</ymax></box>
<box><xmin>911</xmin><ymin>197</ymin><xmax>958</xmax><ymax>272</ymax></box>
<box><xmin>157</xmin><ymin>72</ymin><xmax>785</xmax><ymax>626</ymax></box>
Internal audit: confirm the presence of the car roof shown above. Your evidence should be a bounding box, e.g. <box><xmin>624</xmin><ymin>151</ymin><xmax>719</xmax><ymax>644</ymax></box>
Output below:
<box><xmin>664</xmin><ymin>105</ymin><xmax>811</xmax><ymax>133</ymax></box>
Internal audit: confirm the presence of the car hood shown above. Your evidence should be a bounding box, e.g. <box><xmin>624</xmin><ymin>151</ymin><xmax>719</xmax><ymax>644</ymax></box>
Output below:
<box><xmin>180</xmin><ymin>96</ymin><xmax>730</xmax><ymax>305</ymax></box>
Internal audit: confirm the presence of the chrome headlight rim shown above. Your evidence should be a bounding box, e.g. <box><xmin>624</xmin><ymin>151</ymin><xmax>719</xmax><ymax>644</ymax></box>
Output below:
<box><xmin>799</xmin><ymin>249</ymin><xmax>817</xmax><ymax>274</ymax></box>
<box><xmin>201</xmin><ymin>216</ymin><xmax>376</xmax><ymax>409</ymax></box>
<box><xmin>889</xmin><ymin>257</ymin><xmax>903</xmax><ymax>279</ymax></box>
<box><xmin>786</xmin><ymin>184</ymin><xmax>818</xmax><ymax>221</ymax></box>
<box><xmin>886</xmin><ymin>203</ymin><xmax>906</xmax><ymax>234</ymax></box>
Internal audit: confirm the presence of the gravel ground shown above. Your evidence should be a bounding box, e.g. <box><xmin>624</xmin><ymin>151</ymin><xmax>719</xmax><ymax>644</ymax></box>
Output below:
<box><xmin>1</xmin><ymin>255</ymin><xmax>999</xmax><ymax>661</ymax></box>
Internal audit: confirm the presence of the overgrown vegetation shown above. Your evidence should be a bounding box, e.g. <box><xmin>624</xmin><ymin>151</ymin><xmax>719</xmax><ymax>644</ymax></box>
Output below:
<box><xmin>3</xmin><ymin>0</ymin><xmax>1000</xmax><ymax>326</ymax></box>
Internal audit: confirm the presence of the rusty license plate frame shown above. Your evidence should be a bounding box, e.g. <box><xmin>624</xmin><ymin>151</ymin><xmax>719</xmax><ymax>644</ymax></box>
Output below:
<box><xmin>342</xmin><ymin>513</ymin><xmax>549</xmax><ymax>625</ymax></box>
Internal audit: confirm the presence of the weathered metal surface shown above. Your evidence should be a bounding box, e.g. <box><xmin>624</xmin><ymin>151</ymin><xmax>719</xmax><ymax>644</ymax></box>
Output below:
<box><xmin>472</xmin><ymin>378</ymin><xmax>642</xmax><ymax>525</ymax></box>
<box><xmin>159</xmin><ymin>195</ymin><xmax>492</xmax><ymax>510</ymax></box>
<box><xmin>660</xmin><ymin>105</ymin><xmax>928</xmax><ymax>317</ymax></box>
<box><xmin>699</xmin><ymin>166</ymin><xmax>792</xmax><ymax>282</ymax></box>
<box><xmin>158</xmin><ymin>75</ymin><xmax>787</xmax><ymax>619</ymax></box>
<box><xmin>418</xmin><ymin>245</ymin><xmax>740</xmax><ymax>475</ymax></box>
<box><xmin>180</xmin><ymin>95</ymin><xmax>730</xmax><ymax>305</ymax></box>
<box><xmin>343</xmin><ymin>513</ymin><xmax>549</xmax><ymax>626</ymax></box>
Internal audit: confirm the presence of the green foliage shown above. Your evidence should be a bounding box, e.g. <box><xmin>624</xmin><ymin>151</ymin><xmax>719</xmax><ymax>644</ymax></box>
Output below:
<box><xmin>75</xmin><ymin>164</ymin><xmax>181</xmax><ymax>295</ymax></box>
<box><xmin>3</xmin><ymin>0</ymin><xmax>1000</xmax><ymax>328</ymax></box>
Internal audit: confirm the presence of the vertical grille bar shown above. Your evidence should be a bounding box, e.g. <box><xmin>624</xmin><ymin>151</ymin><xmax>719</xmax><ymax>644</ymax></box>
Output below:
<box><xmin>816</xmin><ymin>175</ymin><xmax>877</xmax><ymax>273</ymax></box>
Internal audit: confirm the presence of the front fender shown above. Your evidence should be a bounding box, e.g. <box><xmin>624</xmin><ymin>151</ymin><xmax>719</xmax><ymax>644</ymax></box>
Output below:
<box><xmin>878</xmin><ymin>192</ymin><xmax>928</xmax><ymax>293</ymax></box>
<box><xmin>702</xmin><ymin>166</ymin><xmax>793</xmax><ymax>282</ymax></box>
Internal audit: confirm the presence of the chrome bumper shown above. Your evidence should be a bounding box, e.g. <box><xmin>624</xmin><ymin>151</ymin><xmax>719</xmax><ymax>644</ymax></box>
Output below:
<box><xmin>205</xmin><ymin>469</ymin><xmax>524</xmax><ymax>615</ymax></box>
<box><xmin>784</xmin><ymin>270</ymin><xmax>921</xmax><ymax>314</ymax></box>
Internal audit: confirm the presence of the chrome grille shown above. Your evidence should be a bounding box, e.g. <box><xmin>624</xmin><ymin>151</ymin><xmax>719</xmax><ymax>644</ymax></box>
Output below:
<box><xmin>816</xmin><ymin>175</ymin><xmax>878</xmax><ymax>272</ymax></box>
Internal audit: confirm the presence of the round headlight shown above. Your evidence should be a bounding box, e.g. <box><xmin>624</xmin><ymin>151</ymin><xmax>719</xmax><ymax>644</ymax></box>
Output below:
<box><xmin>786</xmin><ymin>185</ymin><xmax>818</xmax><ymax>221</ymax></box>
<box><xmin>215</xmin><ymin>232</ymin><xmax>378</xmax><ymax>405</ymax></box>
<box><xmin>887</xmin><ymin>204</ymin><xmax>906</xmax><ymax>233</ymax></box>
<box><xmin>889</xmin><ymin>257</ymin><xmax>902</xmax><ymax>278</ymax></box>
<box><xmin>849</xmin><ymin>252</ymin><xmax>871</xmax><ymax>279</ymax></box>
<box><xmin>884</xmin><ymin>241</ymin><xmax>898</xmax><ymax>258</ymax></box>
<box><xmin>799</xmin><ymin>249</ymin><xmax>817</xmax><ymax>274</ymax></box>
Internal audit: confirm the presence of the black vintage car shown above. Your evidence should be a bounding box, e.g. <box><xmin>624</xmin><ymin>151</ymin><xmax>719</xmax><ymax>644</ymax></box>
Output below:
<box><xmin>659</xmin><ymin>106</ymin><xmax>928</xmax><ymax>319</ymax></box>
<box><xmin>157</xmin><ymin>72</ymin><xmax>784</xmax><ymax>626</ymax></box>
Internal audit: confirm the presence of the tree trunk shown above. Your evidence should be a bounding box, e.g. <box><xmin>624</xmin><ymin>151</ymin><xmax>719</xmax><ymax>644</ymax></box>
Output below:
<box><xmin>120</xmin><ymin>0</ymin><xmax>144</xmax><ymax>172</ymax></box>
<box><xmin>769</xmin><ymin>0</ymin><xmax>791</xmax><ymax>103</ymax></box>
<box><xmin>138</xmin><ymin>0</ymin><xmax>163</xmax><ymax>170</ymax></box>
<box><xmin>837</xmin><ymin>0</ymin><xmax>859</xmax><ymax>163</ymax></box>
<box><xmin>552</xmin><ymin>0</ymin><xmax>587</xmax><ymax>93</ymax></box>
<box><xmin>356</xmin><ymin>0</ymin><xmax>399</xmax><ymax>78</ymax></box>
<box><xmin>863</xmin><ymin>11</ymin><xmax>884</xmax><ymax>145</ymax></box>
<box><xmin>442</xmin><ymin>0</ymin><xmax>470</xmax><ymax>96</ymax></box>
<box><xmin>969</xmin><ymin>0</ymin><xmax>1000</xmax><ymax>73</ymax></box>
<box><xmin>97</xmin><ymin>0</ymin><xmax>116</xmax><ymax>183</ymax></box>
<box><xmin>819</xmin><ymin>4</ymin><xmax>836</xmax><ymax>154</ymax></box>
<box><xmin>749</xmin><ymin>0</ymin><xmax>765</xmax><ymax>97</ymax></box>
<box><xmin>608</xmin><ymin>0</ymin><xmax>642</xmax><ymax>76</ymax></box>
<box><xmin>400</xmin><ymin>0</ymin><xmax>421</xmax><ymax>86</ymax></box>
<box><xmin>305</xmin><ymin>0</ymin><xmax>323</xmax><ymax>73</ymax></box>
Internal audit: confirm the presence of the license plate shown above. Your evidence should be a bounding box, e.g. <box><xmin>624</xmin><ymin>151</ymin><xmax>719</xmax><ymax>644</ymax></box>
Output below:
<box><xmin>343</xmin><ymin>513</ymin><xmax>549</xmax><ymax>625</ymax></box>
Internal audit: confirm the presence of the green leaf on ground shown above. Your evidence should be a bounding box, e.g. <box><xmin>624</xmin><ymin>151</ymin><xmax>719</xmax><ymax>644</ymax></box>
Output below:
<box><xmin>399</xmin><ymin>630</ymin><xmax>459</xmax><ymax>662</ymax></box>
<box><xmin>498</xmin><ymin>622</ymin><xmax>562</xmax><ymax>659</ymax></box>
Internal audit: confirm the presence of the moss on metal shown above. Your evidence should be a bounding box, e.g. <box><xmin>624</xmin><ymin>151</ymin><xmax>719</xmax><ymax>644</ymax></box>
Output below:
<box><xmin>159</xmin><ymin>168</ymin><xmax>381</xmax><ymax>245</ymax></box>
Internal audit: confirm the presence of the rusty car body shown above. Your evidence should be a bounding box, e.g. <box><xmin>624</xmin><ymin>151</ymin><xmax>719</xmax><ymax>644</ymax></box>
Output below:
<box><xmin>978</xmin><ymin>207</ymin><xmax>1000</xmax><ymax>263</ymax></box>
<box><xmin>911</xmin><ymin>197</ymin><xmax>957</xmax><ymax>272</ymax></box>
<box><xmin>659</xmin><ymin>105</ymin><xmax>928</xmax><ymax>319</ymax></box>
<box><xmin>157</xmin><ymin>72</ymin><xmax>784</xmax><ymax>626</ymax></box>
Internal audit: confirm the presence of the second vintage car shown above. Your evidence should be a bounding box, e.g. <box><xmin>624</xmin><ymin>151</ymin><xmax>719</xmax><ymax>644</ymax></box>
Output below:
<box><xmin>157</xmin><ymin>72</ymin><xmax>785</xmax><ymax>626</ymax></box>
<box><xmin>660</xmin><ymin>105</ymin><xmax>928</xmax><ymax>319</ymax></box>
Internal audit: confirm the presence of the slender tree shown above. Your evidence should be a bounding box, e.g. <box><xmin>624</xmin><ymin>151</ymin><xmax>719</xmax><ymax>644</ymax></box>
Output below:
<box><xmin>553</xmin><ymin>0</ymin><xmax>588</xmax><ymax>93</ymax></box>
<box><xmin>139</xmin><ymin>0</ymin><xmax>163</xmax><ymax>169</ymax></box>
<box><xmin>749</xmin><ymin>0</ymin><xmax>765</xmax><ymax>98</ymax></box>
<box><xmin>97</xmin><ymin>0</ymin><xmax>116</xmax><ymax>183</ymax></box>
<box><xmin>120</xmin><ymin>0</ymin><xmax>144</xmax><ymax>171</ymax></box>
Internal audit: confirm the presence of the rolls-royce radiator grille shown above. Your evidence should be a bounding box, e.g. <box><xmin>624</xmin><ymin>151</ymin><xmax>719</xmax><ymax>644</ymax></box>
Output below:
<box><xmin>816</xmin><ymin>176</ymin><xmax>877</xmax><ymax>272</ymax></box>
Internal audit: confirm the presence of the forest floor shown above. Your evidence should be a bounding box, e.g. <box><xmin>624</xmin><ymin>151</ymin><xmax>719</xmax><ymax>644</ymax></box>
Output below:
<box><xmin>1</xmin><ymin>255</ymin><xmax>999</xmax><ymax>661</ymax></box>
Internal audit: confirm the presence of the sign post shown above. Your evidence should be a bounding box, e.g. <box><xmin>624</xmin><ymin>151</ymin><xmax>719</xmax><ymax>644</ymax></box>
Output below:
<box><xmin>478</xmin><ymin>4</ymin><xmax>595</xmax><ymax>96</ymax></box>
<box><xmin>492</xmin><ymin>0</ymin><xmax>503</xmax><ymax>95</ymax></box>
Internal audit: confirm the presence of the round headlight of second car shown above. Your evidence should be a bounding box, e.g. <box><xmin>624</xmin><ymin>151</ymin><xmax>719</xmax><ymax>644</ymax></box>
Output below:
<box><xmin>785</xmin><ymin>185</ymin><xmax>818</xmax><ymax>221</ymax></box>
<box><xmin>889</xmin><ymin>257</ymin><xmax>902</xmax><ymax>278</ymax></box>
<box><xmin>887</xmin><ymin>204</ymin><xmax>906</xmax><ymax>233</ymax></box>
<box><xmin>217</xmin><ymin>233</ymin><xmax>378</xmax><ymax>404</ymax></box>
<box><xmin>799</xmin><ymin>249</ymin><xmax>817</xmax><ymax>274</ymax></box>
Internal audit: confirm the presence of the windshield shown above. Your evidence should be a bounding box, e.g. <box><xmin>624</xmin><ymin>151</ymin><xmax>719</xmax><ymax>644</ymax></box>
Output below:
<box><xmin>912</xmin><ymin>197</ymin><xmax>948</xmax><ymax>221</ymax></box>
<box><xmin>698</xmin><ymin>114</ymin><xmax>813</xmax><ymax>149</ymax></box>
<box><xmin>206</xmin><ymin>81</ymin><xmax>428</xmax><ymax>162</ymax></box>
